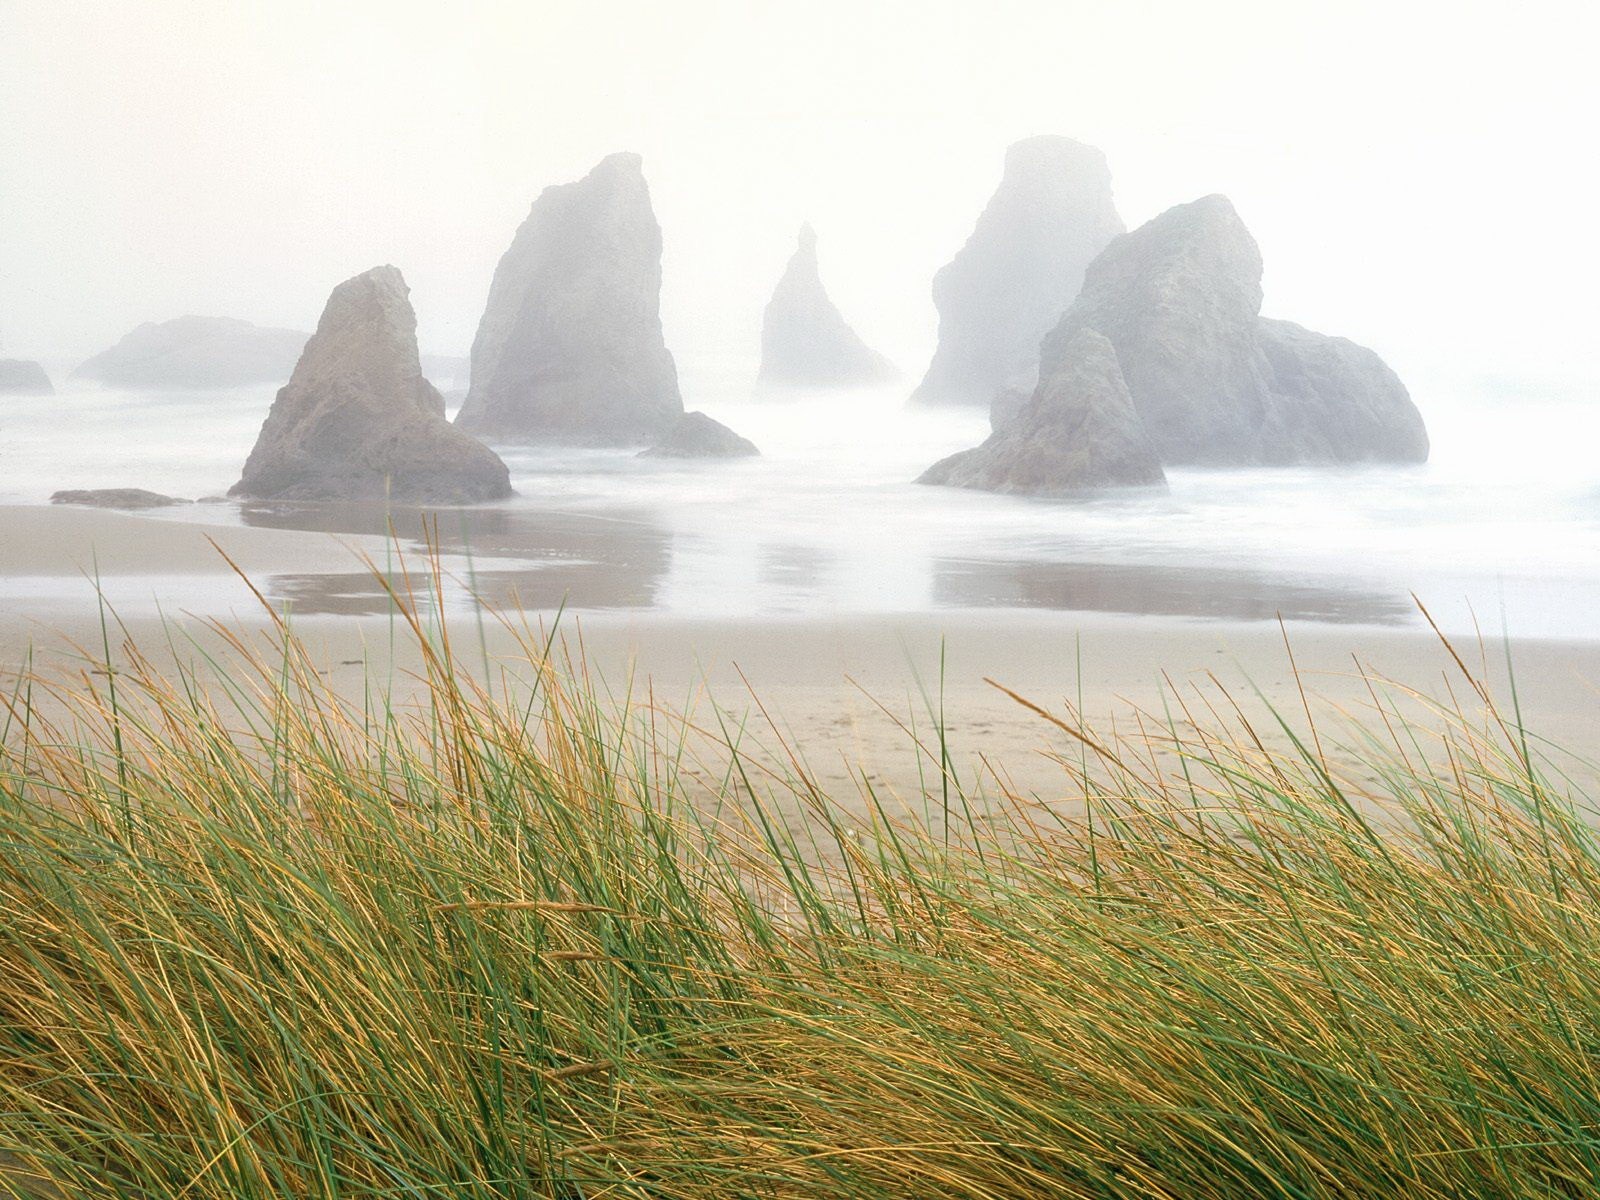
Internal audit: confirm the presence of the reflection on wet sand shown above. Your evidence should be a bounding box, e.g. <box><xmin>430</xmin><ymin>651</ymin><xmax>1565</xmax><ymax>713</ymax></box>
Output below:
<box><xmin>239</xmin><ymin>502</ymin><xmax>674</xmax><ymax>615</ymax></box>
<box><xmin>232</xmin><ymin>501</ymin><xmax>1416</xmax><ymax>625</ymax></box>
<box><xmin>933</xmin><ymin>557</ymin><xmax>1416</xmax><ymax>625</ymax></box>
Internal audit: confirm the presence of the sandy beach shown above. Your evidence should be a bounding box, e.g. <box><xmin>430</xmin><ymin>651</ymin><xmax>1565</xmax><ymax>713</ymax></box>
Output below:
<box><xmin>4</xmin><ymin>504</ymin><xmax>1597</xmax><ymax>807</ymax></box>
<box><xmin>0</xmin><ymin>503</ymin><xmax>400</xmax><ymax>577</ymax></box>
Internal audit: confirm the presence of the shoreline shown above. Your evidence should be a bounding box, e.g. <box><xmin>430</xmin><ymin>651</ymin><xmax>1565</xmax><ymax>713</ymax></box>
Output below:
<box><xmin>3</xmin><ymin>502</ymin><xmax>1596</xmax><ymax>802</ymax></box>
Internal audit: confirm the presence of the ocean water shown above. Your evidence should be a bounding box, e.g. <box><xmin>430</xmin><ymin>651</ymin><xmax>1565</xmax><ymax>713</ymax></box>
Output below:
<box><xmin>2</xmin><ymin>356</ymin><xmax>1598</xmax><ymax>637</ymax></box>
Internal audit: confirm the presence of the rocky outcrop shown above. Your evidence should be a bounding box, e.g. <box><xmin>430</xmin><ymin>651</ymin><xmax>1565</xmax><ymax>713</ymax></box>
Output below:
<box><xmin>51</xmin><ymin>488</ymin><xmax>190</xmax><ymax>509</ymax></box>
<box><xmin>1256</xmin><ymin>318</ymin><xmax>1429</xmax><ymax>464</ymax></box>
<box><xmin>455</xmin><ymin>153</ymin><xmax>683</xmax><ymax>445</ymax></box>
<box><xmin>641</xmin><ymin>411</ymin><xmax>759</xmax><ymax>458</ymax></box>
<box><xmin>1039</xmin><ymin>194</ymin><xmax>1272</xmax><ymax>464</ymax></box>
<box><xmin>919</xmin><ymin>194</ymin><xmax>1428</xmax><ymax>493</ymax></box>
<box><xmin>759</xmin><ymin>224</ymin><xmax>896</xmax><ymax>388</ymax></box>
<box><xmin>919</xmin><ymin>330</ymin><xmax>1164</xmax><ymax>494</ymax></box>
<box><xmin>231</xmin><ymin>266</ymin><xmax>511</xmax><ymax>503</ymax></box>
<box><xmin>73</xmin><ymin>316</ymin><xmax>307</xmax><ymax>388</ymax></box>
<box><xmin>910</xmin><ymin>136</ymin><xmax>1124</xmax><ymax>407</ymax></box>
<box><xmin>0</xmin><ymin>359</ymin><xmax>53</xmax><ymax>394</ymax></box>
<box><xmin>1038</xmin><ymin>194</ymin><xmax>1427</xmax><ymax>466</ymax></box>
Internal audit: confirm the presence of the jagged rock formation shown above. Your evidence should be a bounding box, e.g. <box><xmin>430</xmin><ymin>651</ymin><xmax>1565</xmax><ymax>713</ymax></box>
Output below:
<box><xmin>1039</xmin><ymin>194</ymin><xmax>1271</xmax><ymax>464</ymax></box>
<box><xmin>1039</xmin><ymin>194</ymin><xmax>1427</xmax><ymax>465</ymax></box>
<box><xmin>232</xmin><ymin>266</ymin><xmax>512</xmax><ymax>503</ymax></box>
<box><xmin>455</xmin><ymin>153</ymin><xmax>683</xmax><ymax>445</ymax></box>
<box><xmin>73</xmin><ymin>316</ymin><xmax>307</xmax><ymax>388</ymax></box>
<box><xmin>919</xmin><ymin>330</ymin><xmax>1164</xmax><ymax>494</ymax></box>
<box><xmin>0</xmin><ymin>359</ymin><xmax>53</xmax><ymax>394</ymax></box>
<box><xmin>51</xmin><ymin>488</ymin><xmax>190</xmax><ymax>509</ymax></box>
<box><xmin>920</xmin><ymin>194</ymin><xmax>1428</xmax><ymax>493</ymax></box>
<box><xmin>910</xmin><ymin>136</ymin><xmax>1124</xmax><ymax>407</ymax></box>
<box><xmin>641</xmin><ymin>411</ymin><xmax>759</xmax><ymax>458</ymax></box>
<box><xmin>759</xmin><ymin>224</ymin><xmax>896</xmax><ymax>388</ymax></box>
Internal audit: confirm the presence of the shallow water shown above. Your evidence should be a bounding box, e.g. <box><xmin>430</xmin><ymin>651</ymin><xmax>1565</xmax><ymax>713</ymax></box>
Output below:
<box><xmin>2</xmin><ymin>355</ymin><xmax>1597</xmax><ymax>637</ymax></box>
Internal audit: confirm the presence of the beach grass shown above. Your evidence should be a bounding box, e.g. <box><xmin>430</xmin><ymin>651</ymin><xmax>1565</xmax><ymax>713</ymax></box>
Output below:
<box><xmin>2</xmin><ymin>590</ymin><xmax>1599</xmax><ymax>1198</ymax></box>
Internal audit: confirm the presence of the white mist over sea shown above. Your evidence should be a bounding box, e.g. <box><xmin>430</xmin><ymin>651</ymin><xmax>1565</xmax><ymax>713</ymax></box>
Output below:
<box><xmin>2</xmin><ymin>355</ymin><xmax>1597</xmax><ymax>639</ymax></box>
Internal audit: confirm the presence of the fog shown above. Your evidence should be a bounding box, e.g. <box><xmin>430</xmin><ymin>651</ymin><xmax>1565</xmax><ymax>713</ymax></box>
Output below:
<box><xmin>3</xmin><ymin>0</ymin><xmax>1598</xmax><ymax>393</ymax></box>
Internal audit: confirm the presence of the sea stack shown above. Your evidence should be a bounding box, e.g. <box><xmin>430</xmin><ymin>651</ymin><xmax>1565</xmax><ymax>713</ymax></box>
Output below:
<box><xmin>72</xmin><ymin>316</ymin><xmax>307</xmax><ymax>388</ymax></box>
<box><xmin>454</xmin><ymin>152</ymin><xmax>684</xmax><ymax>445</ymax></box>
<box><xmin>231</xmin><ymin>266</ymin><xmax>511</xmax><ymax>503</ymax></box>
<box><xmin>0</xmin><ymin>359</ymin><xmax>53</xmax><ymax>394</ymax></box>
<box><xmin>919</xmin><ymin>329</ymin><xmax>1164</xmax><ymax>494</ymax></box>
<box><xmin>919</xmin><ymin>194</ymin><xmax>1428</xmax><ymax>494</ymax></box>
<box><xmin>759</xmin><ymin>224</ymin><xmax>896</xmax><ymax>388</ymax></box>
<box><xmin>1038</xmin><ymin>194</ymin><xmax>1427</xmax><ymax>465</ymax></box>
<box><xmin>910</xmin><ymin>136</ymin><xmax>1124</xmax><ymax>407</ymax></box>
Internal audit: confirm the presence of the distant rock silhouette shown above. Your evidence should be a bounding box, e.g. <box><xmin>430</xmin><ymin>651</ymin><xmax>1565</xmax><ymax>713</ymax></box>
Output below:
<box><xmin>0</xmin><ymin>359</ymin><xmax>52</xmax><ymax>394</ymax></box>
<box><xmin>919</xmin><ymin>194</ymin><xmax>1428</xmax><ymax>493</ymax></box>
<box><xmin>73</xmin><ymin>316</ymin><xmax>307</xmax><ymax>389</ymax></box>
<box><xmin>1040</xmin><ymin>194</ymin><xmax>1427</xmax><ymax>465</ymax></box>
<box><xmin>919</xmin><ymin>330</ymin><xmax>1164</xmax><ymax>494</ymax></box>
<box><xmin>232</xmin><ymin>266</ymin><xmax>511</xmax><ymax>503</ymax></box>
<box><xmin>51</xmin><ymin>488</ymin><xmax>191</xmax><ymax>509</ymax></box>
<box><xmin>455</xmin><ymin>152</ymin><xmax>684</xmax><ymax>445</ymax></box>
<box><xmin>642</xmin><ymin>411</ymin><xmax>759</xmax><ymax>458</ymax></box>
<box><xmin>759</xmin><ymin>224</ymin><xmax>896</xmax><ymax>388</ymax></box>
<box><xmin>911</xmin><ymin>136</ymin><xmax>1124</xmax><ymax>407</ymax></box>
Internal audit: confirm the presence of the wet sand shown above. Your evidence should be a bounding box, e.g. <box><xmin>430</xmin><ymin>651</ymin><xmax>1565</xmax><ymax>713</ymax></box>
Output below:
<box><xmin>0</xmin><ymin>503</ymin><xmax>393</xmax><ymax>576</ymax></box>
<box><xmin>3</xmin><ymin>504</ymin><xmax>1597</xmax><ymax>806</ymax></box>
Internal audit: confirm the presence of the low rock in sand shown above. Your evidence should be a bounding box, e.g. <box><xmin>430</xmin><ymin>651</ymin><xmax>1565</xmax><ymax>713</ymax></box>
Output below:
<box><xmin>51</xmin><ymin>488</ymin><xmax>192</xmax><ymax>509</ymax></box>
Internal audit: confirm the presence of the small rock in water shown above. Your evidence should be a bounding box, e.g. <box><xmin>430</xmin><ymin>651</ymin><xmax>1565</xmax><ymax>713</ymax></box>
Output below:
<box><xmin>641</xmin><ymin>411</ymin><xmax>760</xmax><ymax>458</ymax></box>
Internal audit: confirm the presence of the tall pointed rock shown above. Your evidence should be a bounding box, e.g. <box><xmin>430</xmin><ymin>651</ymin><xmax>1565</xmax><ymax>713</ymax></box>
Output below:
<box><xmin>231</xmin><ymin>266</ymin><xmax>511</xmax><ymax>503</ymax></box>
<box><xmin>759</xmin><ymin>224</ymin><xmax>896</xmax><ymax>388</ymax></box>
<box><xmin>455</xmin><ymin>153</ymin><xmax>684</xmax><ymax>445</ymax></box>
<box><xmin>910</xmin><ymin>136</ymin><xmax>1124</xmax><ymax>407</ymax></box>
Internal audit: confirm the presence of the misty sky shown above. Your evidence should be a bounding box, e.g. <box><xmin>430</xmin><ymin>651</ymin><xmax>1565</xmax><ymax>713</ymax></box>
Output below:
<box><xmin>3</xmin><ymin>0</ymin><xmax>1597</xmax><ymax>392</ymax></box>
